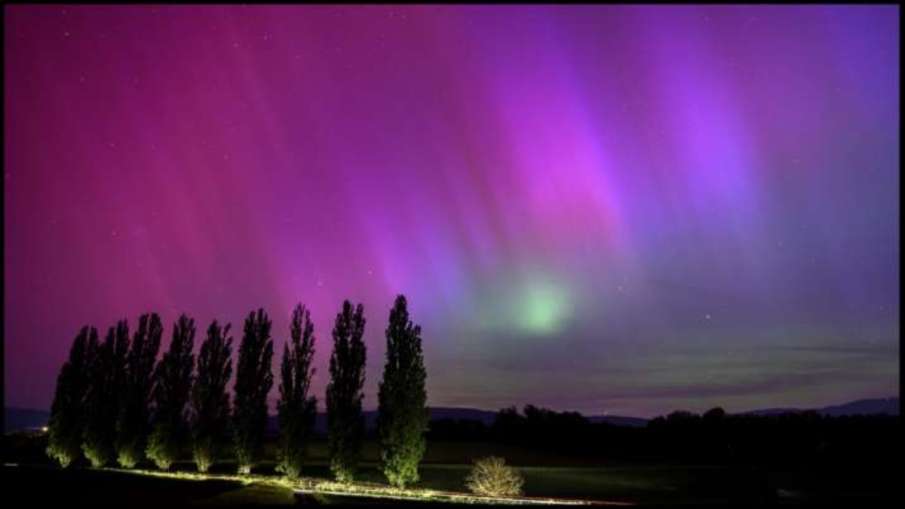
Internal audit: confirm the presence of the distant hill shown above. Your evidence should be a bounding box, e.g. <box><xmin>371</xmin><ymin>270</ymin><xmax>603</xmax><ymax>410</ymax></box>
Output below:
<box><xmin>4</xmin><ymin>408</ymin><xmax>50</xmax><ymax>433</ymax></box>
<box><xmin>815</xmin><ymin>397</ymin><xmax>899</xmax><ymax>416</ymax></box>
<box><xmin>741</xmin><ymin>407</ymin><xmax>802</xmax><ymax>416</ymax></box>
<box><xmin>10</xmin><ymin>397</ymin><xmax>896</xmax><ymax>435</ymax></box>
<box><xmin>741</xmin><ymin>397</ymin><xmax>899</xmax><ymax>417</ymax></box>
<box><xmin>588</xmin><ymin>415</ymin><xmax>649</xmax><ymax>427</ymax></box>
<box><xmin>422</xmin><ymin>407</ymin><xmax>651</xmax><ymax>428</ymax></box>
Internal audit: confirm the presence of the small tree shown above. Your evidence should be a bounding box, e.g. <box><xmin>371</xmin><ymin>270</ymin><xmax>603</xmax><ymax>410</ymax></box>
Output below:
<box><xmin>82</xmin><ymin>321</ymin><xmax>128</xmax><ymax>467</ymax></box>
<box><xmin>47</xmin><ymin>326</ymin><xmax>96</xmax><ymax>467</ymax></box>
<box><xmin>276</xmin><ymin>304</ymin><xmax>318</xmax><ymax>480</ymax></box>
<box><xmin>116</xmin><ymin>313</ymin><xmax>163</xmax><ymax>468</ymax></box>
<box><xmin>377</xmin><ymin>295</ymin><xmax>428</xmax><ymax>488</ymax></box>
<box><xmin>191</xmin><ymin>320</ymin><xmax>234</xmax><ymax>473</ymax></box>
<box><xmin>465</xmin><ymin>457</ymin><xmax>524</xmax><ymax>497</ymax></box>
<box><xmin>233</xmin><ymin>309</ymin><xmax>274</xmax><ymax>474</ymax></box>
<box><xmin>147</xmin><ymin>314</ymin><xmax>196</xmax><ymax>470</ymax></box>
<box><xmin>326</xmin><ymin>300</ymin><xmax>367</xmax><ymax>482</ymax></box>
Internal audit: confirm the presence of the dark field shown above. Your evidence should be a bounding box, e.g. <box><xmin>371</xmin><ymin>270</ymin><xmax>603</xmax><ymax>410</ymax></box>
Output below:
<box><xmin>3</xmin><ymin>435</ymin><xmax>899</xmax><ymax>507</ymax></box>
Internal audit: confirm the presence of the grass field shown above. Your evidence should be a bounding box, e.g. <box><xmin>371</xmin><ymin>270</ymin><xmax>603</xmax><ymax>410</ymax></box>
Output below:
<box><xmin>0</xmin><ymin>461</ymin><xmax>781</xmax><ymax>506</ymax></box>
<box><xmin>3</xmin><ymin>436</ymin><xmax>897</xmax><ymax>506</ymax></box>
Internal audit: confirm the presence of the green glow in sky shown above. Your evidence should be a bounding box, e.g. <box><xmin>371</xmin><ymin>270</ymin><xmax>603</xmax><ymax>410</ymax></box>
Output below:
<box><xmin>472</xmin><ymin>271</ymin><xmax>574</xmax><ymax>337</ymax></box>
<box><xmin>515</xmin><ymin>278</ymin><xmax>571</xmax><ymax>335</ymax></box>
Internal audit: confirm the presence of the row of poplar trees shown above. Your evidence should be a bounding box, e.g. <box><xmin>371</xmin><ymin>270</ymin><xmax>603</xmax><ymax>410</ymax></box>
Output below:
<box><xmin>46</xmin><ymin>295</ymin><xmax>428</xmax><ymax>487</ymax></box>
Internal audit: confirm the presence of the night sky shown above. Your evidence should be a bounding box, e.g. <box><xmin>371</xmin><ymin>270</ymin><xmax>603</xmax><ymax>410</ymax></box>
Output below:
<box><xmin>4</xmin><ymin>5</ymin><xmax>899</xmax><ymax>417</ymax></box>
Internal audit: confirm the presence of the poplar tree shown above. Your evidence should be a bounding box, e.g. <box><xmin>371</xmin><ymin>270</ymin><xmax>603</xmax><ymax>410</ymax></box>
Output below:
<box><xmin>82</xmin><ymin>320</ymin><xmax>129</xmax><ymax>467</ymax></box>
<box><xmin>326</xmin><ymin>300</ymin><xmax>367</xmax><ymax>482</ymax></box>
<box><xmin>233</xmin><ymin>308</ymin><xmax>274</xmax><ymax>474</ymax></box>
<box><xmin>191</xmin><ymin>320</ymin><xmax>233</xmax><ymax>473</ymax></box>
<box><xmin>47</xmin><ymin>326</ymin><xmax>95</xmax><ymax>467</ymax></box>
<box><xmin>147</xmin><ymin>314</ymin><xmax>196</xmax><ymax>470</ymax></box>
<box><xmin>378</xmin><ymin>295</ymin><xmax>429</xmax><ymax>487</ymax></box>
<box><xmin>116</xmin><ymin>313</ymin><xmax>163</xmax><ymax>468</ymax></box>
<box><xmin>276</xmin><ymin>304</ymin><xmax>318</xmax><ymax>479</ymax></box>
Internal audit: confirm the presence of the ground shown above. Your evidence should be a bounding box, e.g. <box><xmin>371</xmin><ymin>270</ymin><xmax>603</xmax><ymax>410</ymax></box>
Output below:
<box><xmin>2</xmin><ymin>437</ymin><xmax>897</xmax><ymax>506</ymax></box>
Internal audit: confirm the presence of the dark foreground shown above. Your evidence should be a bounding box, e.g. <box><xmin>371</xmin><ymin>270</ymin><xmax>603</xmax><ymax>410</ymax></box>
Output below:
<box><xmin>2</xmin><ymin>460</ymin><xmax>899</xmax><ymax>508</ymax></box>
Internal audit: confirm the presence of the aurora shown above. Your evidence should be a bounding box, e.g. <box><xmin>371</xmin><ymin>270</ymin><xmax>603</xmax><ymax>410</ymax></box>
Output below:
<box><xmin>4</xmin><ymin>5</ymin><xmax>898</xmax><ymax>418</ymax></box>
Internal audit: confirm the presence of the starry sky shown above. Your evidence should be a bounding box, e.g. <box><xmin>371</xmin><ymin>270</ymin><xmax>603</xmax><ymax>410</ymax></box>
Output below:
<box><xmin>4</xmin><ymin>5</ymin><xmax>899</xmax><ymax>417</ymax></box>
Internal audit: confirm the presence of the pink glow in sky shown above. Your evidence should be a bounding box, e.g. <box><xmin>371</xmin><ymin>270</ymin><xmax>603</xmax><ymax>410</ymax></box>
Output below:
<box><xmin>4</xmin><ymin>5</ymin><xmax>899</xmax><ymax>416</ymax></box>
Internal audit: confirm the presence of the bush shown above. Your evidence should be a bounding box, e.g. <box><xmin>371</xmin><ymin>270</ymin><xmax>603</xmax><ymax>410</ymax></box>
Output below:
<box><xmin>465</xmin><ymin>456</ymin><xmax>524</xmax><ymax>497</ymax></box>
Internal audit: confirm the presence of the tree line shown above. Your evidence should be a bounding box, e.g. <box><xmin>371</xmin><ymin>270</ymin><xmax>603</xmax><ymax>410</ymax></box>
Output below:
<box><xmin>429</xmin><ymin>404</ymin><xmax>900</xmax><ymax>467</ymax></box>
<box><xmin>46</xmin><ymin>295</ymin><xmax>428</xmax><ymax>487</ymax></box>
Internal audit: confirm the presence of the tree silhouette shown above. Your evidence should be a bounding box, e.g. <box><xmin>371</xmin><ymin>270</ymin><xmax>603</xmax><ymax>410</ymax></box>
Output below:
<box><xmin>326</xmin><ymin>300</ymin><xmax>367</xmax><ymax>482</ymax></box>
<box><xmin>378</xmin><ymin>295</ymin><xmax>428</xmax><ymax>488</ymax></box>
<box><xmin>233</xmin><ymin>308</ymin><xmax>274</xmax><ymax>474</ymax></box>
<box><xmin>47</xmin><ymin>326</ymin><xmax>96</xmax><ymax>467</ymax></box>
<box><xmin>276</xmin><ymin>304</ymin><xmax>318</xmax><ymax>480</ymax></box>
<box><xmin>116</xmin><ymin>313</ymin><xmax>163</xmax><ymax>468</ymax></box>
<box><xmin>147</xmin><ymin>314</ymin><xmax>196</xmax><ymax>470</ymax></box>
<box><xmin>191</xmin><ymin>320</ymin><xmax>233</xmax><ymax>473</ymax></box>
<box><xmin>82</xmin><ymin>320</ymin><xmax>129</xmax><ymax>467</ymax></box>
